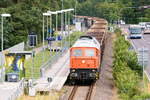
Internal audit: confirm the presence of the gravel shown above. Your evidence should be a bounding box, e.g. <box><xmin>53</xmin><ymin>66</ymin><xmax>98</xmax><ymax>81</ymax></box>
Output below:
<box><xmin>92</xmin><ymin>33</ymin><xmax>115</xmax><ymax>100</ymax></box>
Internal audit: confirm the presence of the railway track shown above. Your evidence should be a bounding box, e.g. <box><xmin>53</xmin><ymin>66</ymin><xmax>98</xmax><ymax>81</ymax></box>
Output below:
<box><xmin>68</xmin><ymin>82</ymin><xmax>95</xmax><ymax>100</ymax></box>
<box><xmin>68</xmin><ymin>86</ymin><xmax>78</xmax><ymax>100</ymax></box>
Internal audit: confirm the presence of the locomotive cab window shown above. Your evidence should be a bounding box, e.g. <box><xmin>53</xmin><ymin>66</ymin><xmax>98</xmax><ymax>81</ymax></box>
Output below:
<box><xmin>85</xmin><ymin>49</ymin><xmax>95</xmax><ymax>57</ymax></box>
<box><xmin>72</xmin><ymin>49</ymin><xmax>82</xmax><ymax>57</ymax></box>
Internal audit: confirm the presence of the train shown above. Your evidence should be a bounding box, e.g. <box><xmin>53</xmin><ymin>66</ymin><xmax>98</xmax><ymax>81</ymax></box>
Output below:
<box><xmin>69</xmin><ymin>16</ymin><xmax>108</xmax><ymax>81</ymax></box>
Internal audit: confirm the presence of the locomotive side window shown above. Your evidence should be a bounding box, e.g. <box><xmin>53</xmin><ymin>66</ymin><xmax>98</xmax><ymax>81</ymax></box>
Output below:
<box><xmin>72</xmin><ymin>49</ymin><xmax>82</xmax><ymax>57</ymax></box>
<box><xmin>85</xmin><ymin>49</ymin><xmax>95</xmax><ymax>56</ymax></box>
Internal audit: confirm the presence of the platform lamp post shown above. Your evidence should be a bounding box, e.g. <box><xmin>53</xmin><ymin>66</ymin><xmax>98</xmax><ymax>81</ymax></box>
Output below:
<box><xmin>54</xmin><ymin>10</ymin><xmax>63</xmax><ymax>51</ymax></box>
<box><xmin>61</xmin><ymin>9</ymin><xmax>68</xmax><ymax>49</ymax></box>
<box><xmin>42</xmin><ymin>13</ymin><xmax>51</xmax><ymax>65</ymax></box>
<box><xmin>61</xmin><ymin>0</ymin><xmax>64</xmax><ymax>10</ymax></box>
<box><xmin>68</xmin><ymin>9</ymin><xmax>74</xmax><ymax>47</ymax></box>
<box><xmin>47</xmin><ymin>11</ymin><xmax>58</xmax><ymax>32</ymax></box>
<box><xmin>61</xmin><ymin>10</ymin><xmax>65</xmax><ymax>50</ymax></box>
<box><xmin>64</xmin><ymin>9</ymin><xmax>72</xmax><ymax>48</ymax></box>
<box><xmin>55</xmin><ymin>11</ymin><xmax>58</xmax><ymax>32</ymax></box>
<box><xmin>47</xmin><ymin>11</ymin><xmax>57</xmax><ymax>54</ymax></box>
<box><xmin>64</xmin><ymin>9</ymin><xmax>69</xmax><ymax>48</ymax></box>
<box><xmin>56</xmin><ymin>11</ymin><xmax>63</xmax><ymax>31</ymax></box>
<box><xmin>75</xmin><ymin>0</ymin><xmax>77</xmax><ymax>23</ymax></box>
<box><xmin>1</xmin><ymin>14</ymin><xmax>11</xmax><ymax>82</ymax></box>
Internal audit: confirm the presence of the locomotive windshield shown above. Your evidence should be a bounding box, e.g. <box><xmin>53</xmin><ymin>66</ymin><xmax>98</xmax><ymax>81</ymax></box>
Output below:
<box><xmin>85</xmin><ymin>49</ymin><xmax>95</xmax><ymax>56</ymax></box>
<box><xmin>72</xmin><ymin>49</ymin><xmax>82</xmax><ymax>57</ymax></box>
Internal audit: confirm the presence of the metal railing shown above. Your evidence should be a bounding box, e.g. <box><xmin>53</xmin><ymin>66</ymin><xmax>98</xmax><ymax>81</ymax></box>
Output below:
<box><xmin>40</xmin><ymin>45</ymin><xmax>69</xmax><ymax>77</ymax></box>
<box><xmin>137</xmin><ymin>48</ymin><xmax>149</xmax><ymax>67</ymax></box>
<box><xmin>37</xmin><ymin>31</ymin><xmax>82</xmax><ymax>78</ymax></box>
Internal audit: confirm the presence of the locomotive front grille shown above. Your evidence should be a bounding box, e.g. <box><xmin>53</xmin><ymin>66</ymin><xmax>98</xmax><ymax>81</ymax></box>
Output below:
<box><xmin>80</xmin><ymin>72</ymin><xmax>87</xmax><ymax>79</ymax></box>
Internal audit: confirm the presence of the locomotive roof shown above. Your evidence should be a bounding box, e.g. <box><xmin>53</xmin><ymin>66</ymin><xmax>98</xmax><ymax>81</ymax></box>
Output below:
<box><xmin>72</xmin><ymin>36</ymin><xmax>100</xmax><ymax>50</ymax></box>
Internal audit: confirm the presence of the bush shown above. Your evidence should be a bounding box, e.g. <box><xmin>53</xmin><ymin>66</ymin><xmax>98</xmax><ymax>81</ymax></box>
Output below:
<box><xmin>113</xmin><ymin>29</ymin><xmax>149</xmax><ymax>100</ymax></box>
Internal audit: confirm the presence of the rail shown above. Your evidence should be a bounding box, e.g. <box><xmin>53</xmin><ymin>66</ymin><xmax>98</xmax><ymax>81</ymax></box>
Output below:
<box><xmin>86</xmin><ymin>82</ymin><xmax>95</xmax><ymax>100</ymax></box>
<box><xmin>68</xmin><ymin>86</ymin><xmax>78</xmax><ymax>100</ymax></box>
<box><xmin>68</xmin><ymin>82</ymin><xmax>95</xmax><ymax>100</ymax></box>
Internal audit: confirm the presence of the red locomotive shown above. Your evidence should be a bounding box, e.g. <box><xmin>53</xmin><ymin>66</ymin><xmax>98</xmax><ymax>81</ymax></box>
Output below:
<box><xmin>69</xmin><ymin>16</ymin><xmax>107</xmax><ymax>81</ymax></box>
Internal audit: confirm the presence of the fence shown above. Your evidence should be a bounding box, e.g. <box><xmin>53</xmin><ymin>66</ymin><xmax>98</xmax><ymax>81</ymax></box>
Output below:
<box><xmin>40</xmin><ymin>46</ymin><xmax>68</xmax><ymax>77</ymax></box>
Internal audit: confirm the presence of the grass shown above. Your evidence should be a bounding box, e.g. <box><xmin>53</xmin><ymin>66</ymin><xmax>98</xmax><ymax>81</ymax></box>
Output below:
<box><xmin>17</xmin><ymin>88</ymin><xmax>67</xmax><ymax>100</ymax></box>
<box><xmin>144</xmin><ymin>73</ymin><xmax>150</xmax><ymax>93</ymax></box>
<box><xmin>17</xmin><ymin>91</ymin><xmax>59</xmax><ymax>100</ymax></box>
<box><xmin>24</xmin><ymin>50</ymin><xmax>55</xmax><ymax>79</ymax></box>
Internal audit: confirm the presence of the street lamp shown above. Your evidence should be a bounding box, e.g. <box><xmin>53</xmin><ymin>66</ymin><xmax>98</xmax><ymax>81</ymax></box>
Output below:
<box><xmin>47</xmin><ymin>11</ymin><xmax>58</xmax><ymax>32</ymax></box>
<box><xmin>61</xmin><ymin>10</ymin><xmax>65</xmax><ymax>50</ymax></box>
<box><xmin>1</xmin><ymin>14</ymin><xmax>11</xmax><ymax>53</ymax></box>
<box><xmin>1</xmin><ymin>13</ymin><xmax>11</xmax><ymax>82</ymax></box>
<box><xmin>61</xmin><ymin>9</ymin><xmax>69</xmax><ymax>49</ymax></box>
<box><xmin>42</xmin><ymin>13</ymin><xmax>51</xmax><ymax>65</ymax></box>
<box><xmin>67</xmin><ymin>9</ymin><xmax>74</xmax><ymax>47</ymax></box>
<box><xmin>43</xmin><ymin>13</ymin><xmax>51</xmax><ymax>47</ymax></box>
<box><xmin>63</xmin><ymin>10</ymin><xmax>68</xmax><ymax>33</ymax></box>
<box><xmin>75</xmin><ymin>0</ymin><xmax>77</xmax><ymax>22</ymax></box>
<box><xmin>47</xmin><ymin>11</ymin><xmax>58</xmax><ymax>54</ymax></box>
<box><xmin>56</xmin><ymin>11</ymin><xmax>63</xmax><ymax>32</ymax></box>
<box><xmin>55</xmin><ymin>10</ymin><xmax>64</xmax><ymax>50</ymax></box>
<box><xmin>61</xmin><ymin>0</ymin><xmax>64</xmax><ymax>10</ymax></box>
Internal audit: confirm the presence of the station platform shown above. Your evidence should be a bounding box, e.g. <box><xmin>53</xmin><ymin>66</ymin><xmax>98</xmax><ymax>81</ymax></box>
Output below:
<box><xmin>34</xmin><ymin>50</ymin><xmax>70</xmax><ymax>92</ymax></box>
<box><xmin>0</xmin><ymin>80</ymin><xmax>24</xmax><ymax>100</ymax></box>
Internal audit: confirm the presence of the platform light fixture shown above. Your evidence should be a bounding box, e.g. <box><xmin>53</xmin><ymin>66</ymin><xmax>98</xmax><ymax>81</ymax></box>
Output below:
<box><xmin>42</xmin><ymin>13</ymin><xmax>51</xmax><ymax>67</ymax></box>
<box><xmin>1</xmin><ymin>13</ymin><xmax>11</xmax><ymax>82</ymax></box>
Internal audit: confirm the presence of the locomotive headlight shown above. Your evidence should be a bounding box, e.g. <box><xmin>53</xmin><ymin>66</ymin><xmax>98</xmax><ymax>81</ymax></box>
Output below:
<box><xmin>92</xmin><ymin>70</ymin><xmax>96</xmax><ymax>72</ymax></box>
<box><xmin>82</xmin><ymin>60</ymin><xmax>85</xmax><ymax>64</ymax></box>
<box><xmin>72</xmin><ymin>69</ymin><xmax>75</xmax><ymax>72</ymax></box>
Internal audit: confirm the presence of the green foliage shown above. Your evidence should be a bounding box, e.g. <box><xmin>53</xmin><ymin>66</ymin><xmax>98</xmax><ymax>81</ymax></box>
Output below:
<box><xmin>77</xmin><ymin>0</ymin><xmax>96</xmax><ymax>17</ymax></box>
<box><xmin>95</xmin><ymin>2</ymin><xmax>120</xmax><ymax>22</ymax></box>
<box><xmin>113</xmin><ymin>29</ymin><xmax>150</xmax><ymax>100</ymax></box>
<box><xmin>77</xmin><ymin>0</ymin><xmax>150</xmax><ymax>24</ymax></box>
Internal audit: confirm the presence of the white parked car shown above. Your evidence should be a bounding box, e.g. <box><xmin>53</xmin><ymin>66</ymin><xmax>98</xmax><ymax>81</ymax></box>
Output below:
<box><xmin>143</xmin><ymin>29</ymin><xmax>150</xmax><ymax>34</ymax></box>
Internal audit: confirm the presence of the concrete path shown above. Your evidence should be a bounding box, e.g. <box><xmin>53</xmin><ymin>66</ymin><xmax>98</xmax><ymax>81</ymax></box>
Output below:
<box><xmin>0</xmin><ymin>81</ymin><xmax>24</xmax><ymax>100</ymax></box>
